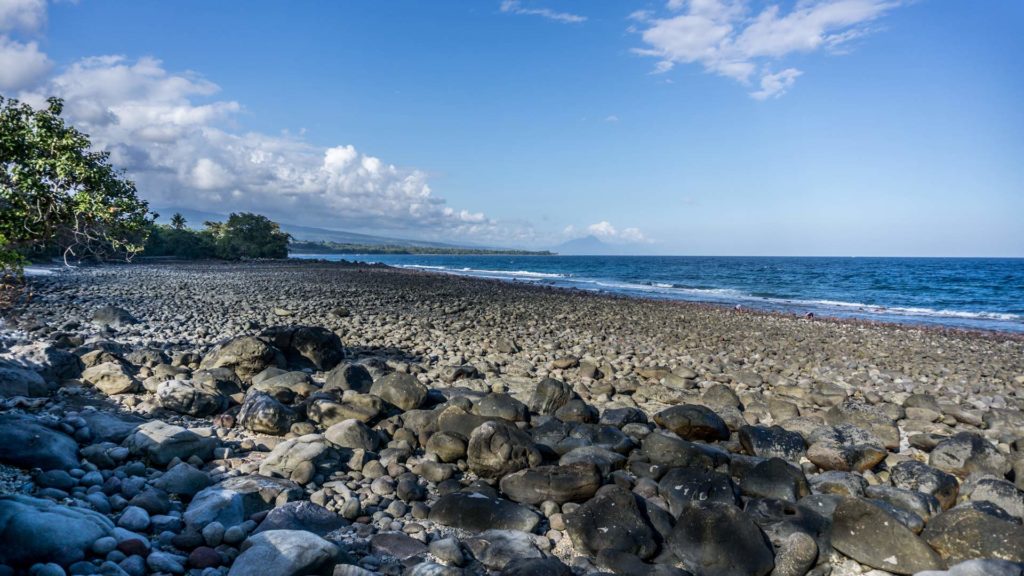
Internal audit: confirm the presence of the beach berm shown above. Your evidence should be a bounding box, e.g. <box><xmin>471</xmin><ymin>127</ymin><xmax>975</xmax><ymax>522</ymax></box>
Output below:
<box><xmin>0</xmin><ymin>259</ymin><xmax>1022</xmax><ymax>575</ymax></box>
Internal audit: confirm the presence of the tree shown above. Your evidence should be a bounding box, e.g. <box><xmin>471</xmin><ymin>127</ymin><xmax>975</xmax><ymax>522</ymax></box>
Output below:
<box><xmin>205</xmin><ymin>213</ymin><xmax>291</xmax><ymax>259</ymax></box>
<box><xmin>0</xmin><ymin>95</ymin><xmax>152</xmax><ymax>274</ymax></box>
<box><xmin>170</xmin><ymin>213</ymin><xmax>187</xmax><ymax>230</ymax></box>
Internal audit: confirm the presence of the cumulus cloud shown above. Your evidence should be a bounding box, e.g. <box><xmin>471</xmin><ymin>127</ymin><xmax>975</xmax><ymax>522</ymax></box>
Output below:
<box><xmin>0</xmin><ymin>36</ymin><xmax>51</xmax><ymax>90</ymax></box>
<box><xmin>12</xmin><ymin>47</ymin><xmax>531</xmax><ymax>243</ymax></box>
<box><xmin>500</xmin><ymin>0</ymin><xmax>586</xmax><ymax>24</ymax></box>
<box><xmin>0</xmin><ymin>0</ymin><xmax>51</xmax><ymax>91</ymax></box>
<box><xmin>563</xmin><ymin>221</ymin><xmax>651</xmax><ymax>244</ymax></box>
<box><xmin>750</xmin><ymin>67</ymin><xmax>802</xmax><ymax>100</ymax></box>
<box><xmin>633</xmin><ymin>0</ymin><xmax>902</xmax><ymax>98</ymax></box>
<box><xmin>0</xmin><ymin>0</ymin><xmax>46</xmax><ymax>32</ymax></box>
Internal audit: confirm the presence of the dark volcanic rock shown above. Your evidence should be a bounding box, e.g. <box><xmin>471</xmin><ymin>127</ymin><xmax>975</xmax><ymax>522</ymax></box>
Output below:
<box><xmin>82</xmin><ymin>361</ymin><xmax>138</xmax><ymax>395</ymax></box>
<box><xmin>930</xmin><ymin>432</ymin><xmax>1011</xmax><ymax>478</ymax></box>
<box><xmin>654</xmin><ymin>404</ymin><xmax>729</xmax><ymax>441</ymax></box>
<box><xmin>476</xmin><ymin>393</ymin><xmax>529</xmax><ymax>422</ymax></box>
<box><xmin>806</xmin><ymin>424</ymin><xmax>887</xmax><ymax>472</ymax></box>
<box><xmin>825</xmin><ymin>398</ymin><xmax>900</xmax><ymax>450</ymax></box>
<box><xmin>325</xmin><ymin>419</ymin><xmax>379</xmax><ymax>451</ymax></box>
<box><xmin>308</xmin><ymin>393</ymin><xmax>383</xmax><ymax>426</ymax></box>
<box><xmin>831</xmin><ymin>497</ymin><xmax>945</xmax><ymax>574</ymax></box>
<box><xmin>370</xmin><ymin>372</ymin><xmax>428</xmax><ymax>411</ymax></box>
<box><xmin>185</xmin><ymin>475</ymin><xmax>303</xmax><ymax>530</ymax></box>
<box><xmin>237</xmin><ymin>389</ymin><xmax>297</xmax><ymax>435</ymax></box>
<box><xmin>596</xmin><ymin>549</ymin><xmax>692</xmax><ymax>576</ymax></box>
<box><xmin>153</xmin><ymin>462</ymin><xmax>212</xmax><ymax>497</ymax></box>
<box><xmin>0</xmin><ymin>362</ymin><xmax>48</xmax><ymax>397</ymax></box>
<box><xmin>323</xmin><ymin>362</ymin><xmax>373</xmax><ymax>393</ymax></box>
<box><xmin>667</xmin><ymin>500</ymin><xmax>774</xmax><ymax>576</ymax></box>
<box><xmin>922</xmin><ymin>505</ymin><xmax>1024</xmax><ymax>563</ymax></box>
<box><xmin>464</xmin><ymin>529</ymin><xmax>542</xmax><ymax>570</ymax></box>
<box><xmin>740</xmin><ymin>458</ymin><xmax>810</xmax><ymax>503</ymax></box>
<box><xmin>502</xmin><ymin>556</ymin><xmax>574</xmax><ymax>576</ymax></box>
<box><xmin>529</xmin><ymin>377</ymin><xmax>575</xmax><ymax>415</ymax></box>
<box><xmin>739</xmin><ymin>425</ymin><xmax>806</xmax><ymax>461</ymax></box>
<box><xmin>262</xmin><ymin>325</ymin><xmax>344</xmax><ymax>371</ymax></box>
<box><xmin>428</xmin><ymin>492</ymin><xmax>541</xmax><ymax>532</ymax></box>
<box><xmin>499</xmin><ymin>463</ymin><xmax>602</xmax><ymax>505</ymax></box>
<box><xmin>200</xmin><ymin>335</ymin><xmax>283</xmax><ymax>383</ymax></box>
<box><xmin>467</xmin><ymin>420</ymin><xmax>542</xmax><ymax>479</ymax></box>
<box><xmin>0</xmin><ymin>414</ymin><xmax>79</xmax><ymax>470</ymax></box>
<box><xmin>866</xmin><ymin>484</ymin><xmax>942</xmax><ymax>523</ymax></box>
<box><xmin>641</xmin><ymin>431</ymin><xmax>717</xmax><ymax>470</ymax></box>
<box><xmin>565</xmin><ymin>485</ymin><xmax>659</xmax><ymax>560</ymax></box>
<box><xmin>227</xmin><ymin>529</ymin><xmax>337</xmax><ymax>576</ymax></box>
<box><xmin>968</xmin><ymin>477</ymin><xmax>1024</xmax><ymax>520</ymax></box>
<box><xmin>156</xmin><ymin>379</ymin><xmax>227</xmax><ymax>416</ymax></box>
<box><xmin>746</xmin><ymin>498</ymin><xmax>831</xmax><ymax>563</ymax></box>
<box><xmin>92</xmin><ymin>305</ymin><xmax>137</xmax><ymax>327</ymax></box>
<box><xmin>124</xmin><ymin>420</ymin><xmax>215</xmax><ymax>466</ymax></box>
<box><xmin>0</xmin><ymin>494</ymin><xmax>115</xmax><ymax>567</ymax></box>
<box><xmin>890</xmin><ymin>460</ymin><xmax>960</xmax><ymax>510</ymax></box>
<box><xmin>658</xmin><ymin>467</ymin><xmax>739</xmax><ymax>516</ymax></box>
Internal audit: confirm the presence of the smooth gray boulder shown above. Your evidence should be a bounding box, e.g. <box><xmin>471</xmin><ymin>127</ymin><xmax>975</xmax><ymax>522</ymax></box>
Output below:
<box><xmin>185</xmin><ymin>475</ymin><xmax>303</xmax><ymax>530</ymax></box>
<box><xmin>200</xmin><ymin>336</ymin><xmax>282</xmax><ymax>383</ymax></box>
<box><xmin>156</xmin><ymin>379</ymin><xmax>227</xmax><ymax>416</ymax></box>
<box><xmin>0</xmin><ymin>414</ymin><xmax>78</xmax><ymax>470</ymax></box>
<box><xmin>0</xmin><ymin>494</ymin><xmax>115</xmax><ymax>567</ymax></box>
<box><xmin>123</xmin><ymin>420</ymin><xmax>215</xmax><ymax>466</ymax></box>
<box><xmin>82</xmin><ymin>361</ymin><xmax>138</xmax><ymax>395</ymax></box>
<box><xmin>428</xmin><ymin>492</ymin><xmax>540</xmax><ymax>533</ymax></box>
<box><xmin>370</xmin><ymin>372</ymin><xmax>428</xmax><ymax>411</ymax></box>
<box><xmin>831</xmin><ymin>497</ymin><xmax>945</xmax><ymax>574</ymax></box>
<box><xmin>228</xmin><ymin>530</ymin><xmax>336</xmax><ymax>576</ymax></box>
<box><xmin>0</xmin><ymin>363</ymin><xmax>48</xmax><ymax>397</ymax></box>
<box><xmin>467</xmin><ymin>420</ymin><xmax>542</xmax><ymax>479</ymax></box>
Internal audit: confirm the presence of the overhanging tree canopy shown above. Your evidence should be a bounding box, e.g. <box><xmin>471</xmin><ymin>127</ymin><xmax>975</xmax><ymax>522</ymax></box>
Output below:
<box><xmin>0</xmin><ymin>95</ymin><xmax>152</xmax><ymax>273</ymax></box>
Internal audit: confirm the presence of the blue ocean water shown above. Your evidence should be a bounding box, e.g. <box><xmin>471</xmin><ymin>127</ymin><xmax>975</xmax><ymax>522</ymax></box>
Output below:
<box><xmin>291</xmin><ymin>254</ymin><xmax>1024</xmax><ymax>333</ymax></box>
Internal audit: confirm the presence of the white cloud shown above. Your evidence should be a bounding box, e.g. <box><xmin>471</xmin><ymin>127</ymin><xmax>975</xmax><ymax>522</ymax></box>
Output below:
<box><xmin>604</xmin><ymin>114</ymin><xmax>619</xmax><ymax>123</ymax></box>
<box><xmin>0</xmin><ymin>0</ymin><xmax>51</xmax><ymax>91</ymax></box>
<box><xmin>0</xmin><ymin>0</ymin><xmax>46</xmax><ymax>32</ymax></box>
<box><xmin>750</xmin><ymin>67</ymin><xmax>802</xmax><ymax>99</ymax></box>
<box><xmin>633</xmin><ymin>0</ymin><xmax>902</xmax><ymax>98</ymax></box>
<box><xmin>587</xmin><ymin>221</ymin><xmax>618</xmax><ymax>237</ymax></box>
<box><xmin>500</xmin><ymin>0</ymin><xmax>586</xmax><ymax>24</ymax></box>
<box><xmin>0</xmin><ymin>36</ymin><xmax>51</xmax><ymax>90</ymax></box>
<box><xmin>12</xmin><ymin>53</ymin><xmax>530</xmax><ymax>243</ymax></box>
<box><xmin>572</xmin><ymin>220</ymin><xmax>651</xmax><ymax>244</ymax></box>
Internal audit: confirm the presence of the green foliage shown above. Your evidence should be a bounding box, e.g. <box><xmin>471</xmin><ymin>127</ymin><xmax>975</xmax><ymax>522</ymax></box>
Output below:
<box><xmin>143</xmin><ymin>224</ymin><xmax>217</xmax><ymax>259</ymax></box>
<box><xmin>142</xmin><ymin>212</ymin><xmax>290</xmax><ymax>260</ymax></box>
<box><xmin>0</xmin><ymin>95</ymin><xmax>153</xmax><ymax>274</ymax></box>
<box><xmin>289</xmin><ymin>240</ymin><xmax>554</xmax><ymax>256</ymax></box>
<box><xmin>206</xmin><ymin>212</ymin><xmax>291</xmax><ymax>259</ymax></box>
<box><xmin>170</xmin><ymin>213</ymin><xmax>187</xmax><ymax>230</ymax></box>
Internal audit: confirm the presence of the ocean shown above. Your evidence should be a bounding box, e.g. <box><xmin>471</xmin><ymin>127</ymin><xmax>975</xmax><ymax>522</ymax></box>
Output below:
<box><xmin>290</xmin><ymin>254</ymin><xmax>1024</xmax><ymax>333</ymax></box>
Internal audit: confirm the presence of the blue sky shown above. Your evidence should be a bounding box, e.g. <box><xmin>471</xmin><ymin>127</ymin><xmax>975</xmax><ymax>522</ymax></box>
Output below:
<box><xmin>2</xmin><ymin>0</ymin><xmax>1022</xmax><ymax>255</ymax></box>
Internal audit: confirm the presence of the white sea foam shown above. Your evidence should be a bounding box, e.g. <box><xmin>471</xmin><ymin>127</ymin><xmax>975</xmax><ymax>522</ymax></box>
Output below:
<box><xmin>24</xmin><ymin>266</ymin><xmax>58</xmax><ymax>276</ymax></box>
<box><xmin>322</xmin><ymin>256</ymin><xmax>1023</xmax><ymax>330</ymax></box>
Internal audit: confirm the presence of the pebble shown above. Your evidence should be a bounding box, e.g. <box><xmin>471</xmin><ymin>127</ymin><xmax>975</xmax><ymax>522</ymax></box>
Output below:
<box><xmin>5</xmin><ymin>261</ymin><xmax>1024</xmax><ymax>576</ymax></box>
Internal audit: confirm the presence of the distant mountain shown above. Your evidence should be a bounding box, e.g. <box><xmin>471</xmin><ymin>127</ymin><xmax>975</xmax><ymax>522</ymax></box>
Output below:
<box><xmin>554</xmin><ymin>235</ymin><xmax>620</xmax><ymax>255</ymax></box>
<box><xmin>153</xmin><ymin>207</ymin><xmax>478</xmax><ymax>250</ymax></box>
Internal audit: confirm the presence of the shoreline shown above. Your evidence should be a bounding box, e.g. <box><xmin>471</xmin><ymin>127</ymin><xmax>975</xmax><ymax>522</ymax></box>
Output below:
<box><xmin>290</xmin><ymin>253</ymin><xmax>1024</xmax><ymax>335</ymax></box>
<box><xmin>291</xmin><ymin>255</ymin><xmax>1024</xmax><ymax>341</ymax></box>
<box><xmin>3</xmin><ymin>259</ymin><xmax>1023</xmax><ymax>574</ymax></box>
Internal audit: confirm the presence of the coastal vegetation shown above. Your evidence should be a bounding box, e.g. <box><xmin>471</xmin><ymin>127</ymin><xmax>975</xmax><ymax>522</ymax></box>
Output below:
<box><xmin>0</xmin><ymin>95</ymin><xmax>152</xmax><ymax>277</ymax></box>
<box><xmin>143</xmin><ymin>212</ymin><xmax>291</xmax><ymax>260</ymax></box>
<box><xmin>289</xmin><ymin>239</ymin><xmax>554</xmax><ymax>256</ymax></box>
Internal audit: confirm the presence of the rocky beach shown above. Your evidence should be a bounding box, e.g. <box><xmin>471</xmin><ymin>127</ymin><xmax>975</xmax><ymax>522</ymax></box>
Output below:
<box><xmin>1</xmin><ymin>259</ymin><xmax>1023</xmax><ymax>576</ymax></box>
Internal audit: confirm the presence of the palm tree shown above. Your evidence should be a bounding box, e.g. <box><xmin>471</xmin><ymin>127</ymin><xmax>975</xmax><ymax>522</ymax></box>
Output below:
<box><xmin>170</xmin><ymin>213</ymin><xmax>187</xmax><ymax>230</ymax></box>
